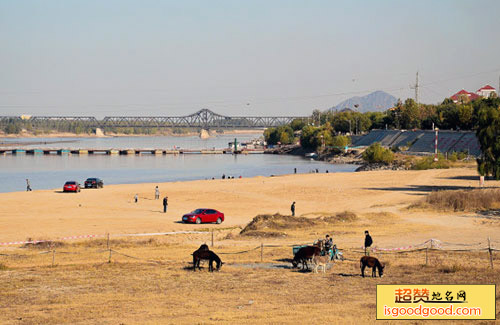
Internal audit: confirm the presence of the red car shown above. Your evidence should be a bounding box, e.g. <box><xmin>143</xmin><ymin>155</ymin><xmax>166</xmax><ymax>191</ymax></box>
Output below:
<box><xmin>63</xmin><ymin>181</ymin><xmax>81</xmax><ymax>193</ymax></box>
<box><xmin>182</xmin><ymin>209</ymin><xmax>224</xmax><ymax>224</ymax></box>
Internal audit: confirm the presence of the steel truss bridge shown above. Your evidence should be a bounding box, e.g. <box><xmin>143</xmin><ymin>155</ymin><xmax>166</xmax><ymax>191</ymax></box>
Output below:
<box><xmin>1</xmin><ymin>109</ymin><xmax>307</xmax><ymax>129</ymax></box>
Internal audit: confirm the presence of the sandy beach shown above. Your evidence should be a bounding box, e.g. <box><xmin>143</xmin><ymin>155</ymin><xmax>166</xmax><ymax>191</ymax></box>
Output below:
<box><xmin>1</xmin><ymin>167</ymin><xmax>498</xmax><ymax>245</ymax></box>
<box><xmin>1</xmin><ymin>167</ymin><xmax>500</xmax><ymax>323</ymax></box>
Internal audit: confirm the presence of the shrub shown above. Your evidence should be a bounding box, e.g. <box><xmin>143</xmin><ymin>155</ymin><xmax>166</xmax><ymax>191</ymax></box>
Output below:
<box><xmin>412</xmin><ymin>155</ymin><xmax>450</xmax><ymax>170</ymax></box>
<box><xmin>362</xmin><ymin>143</ymin><xmax>394</xmax><ymax>164</ymax></box>
<box><xmin>330</xmin><ymin>135</ymin><xmax>350</xmax><ymax>148</ymax></box>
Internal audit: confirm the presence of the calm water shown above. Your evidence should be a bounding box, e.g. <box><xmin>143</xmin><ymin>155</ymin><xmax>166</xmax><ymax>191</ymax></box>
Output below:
<box><xmin>0</xmin><ymin>135</ymin><xmax>357</xmax><ymax>193</ymax></box>
<box><xmin>0</xmin><ymin>134</ymin><xmax>259</xmax><ymax>150</ymax></box>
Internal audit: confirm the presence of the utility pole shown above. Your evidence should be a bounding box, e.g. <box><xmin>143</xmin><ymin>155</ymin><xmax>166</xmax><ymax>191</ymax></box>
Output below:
<box><xmin>434</xmin><ymin>128</ymin><xmax>439</xmax><ymax>162</ymax></box>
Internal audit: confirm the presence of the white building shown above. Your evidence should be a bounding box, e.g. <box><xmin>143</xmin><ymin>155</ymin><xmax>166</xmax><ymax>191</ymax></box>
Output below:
<box><xmin>476</xmin><ymin>85</ymin><xmax>496</xmax><ymax>98</ymax></box>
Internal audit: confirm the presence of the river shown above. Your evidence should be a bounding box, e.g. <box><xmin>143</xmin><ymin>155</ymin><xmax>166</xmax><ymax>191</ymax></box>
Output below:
<box><xmin>0</xmin><ymin>134</ymin><xmax>357</xmax><ymax>193</ymax></box>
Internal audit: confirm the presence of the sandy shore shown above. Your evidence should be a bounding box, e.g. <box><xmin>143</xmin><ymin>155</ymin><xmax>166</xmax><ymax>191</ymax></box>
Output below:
<box><xmin>1</xmin><ymin>167</ymin><xmax>498</xmax><ymax>245</ymax></box>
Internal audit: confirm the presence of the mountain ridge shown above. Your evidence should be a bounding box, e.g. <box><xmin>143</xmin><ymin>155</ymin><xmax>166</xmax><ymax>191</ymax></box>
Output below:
<box><xmin>332</xmin><ymin>90</ymin><xmax>397</xmax><ymax>113</ymax></box>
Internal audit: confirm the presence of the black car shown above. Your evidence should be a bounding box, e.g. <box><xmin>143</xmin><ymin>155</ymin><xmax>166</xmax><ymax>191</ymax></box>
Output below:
<box><xmin>84</xmin><ymin>178</ymin><xmax>104</xmax><ymax>189</ymax></box>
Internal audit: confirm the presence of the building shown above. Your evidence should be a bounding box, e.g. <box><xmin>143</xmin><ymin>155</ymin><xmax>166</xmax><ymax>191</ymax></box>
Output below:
<box><xmin>476</xmin><ymin>85</ymin><xmax>496</xmax><ymax>98</ymax></box>
<box><xmin>450</xmin><ymin>85</ymin><xmax>497</xmax><ymax>103</ymax></box>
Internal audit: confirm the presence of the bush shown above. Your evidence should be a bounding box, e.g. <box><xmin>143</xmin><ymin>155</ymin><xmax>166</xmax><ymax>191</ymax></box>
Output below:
<box><xmin>412</xmin><ymin>155</ymin><xmax>450</xmax><ymax>170</ymax></box>
<box><xmin>330</xmin><ymin>135</ymin><xmax>350</xmax><ymax>148</ymax></box>
<box><xmin>362</xmin><ymin>143</ymin><xmax>394</xmax><ymax>164</ymax></box>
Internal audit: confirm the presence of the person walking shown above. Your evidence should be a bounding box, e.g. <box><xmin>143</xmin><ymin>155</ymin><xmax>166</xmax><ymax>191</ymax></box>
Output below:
<box><xmin>291</xmin><ymin>201</ymin><xmax>296</xmax><ymax>217</ymax></box>
<box><xmin>26</xmin><ymin>179</ymin><xmax>32</xmax><ymax>191</ymax></box>
<box><xmin>155</xmin><ymin>186</ymin><xmax>160</xmax><ymax>200</ymax></box>
<box><xmin>364</xmin><ymin>230</ymin><xmax>373</xmax><ymax>256</ymax></box>
<box><xmin>163</xmin><ymin>196</ymin><xmax>168</xmax><ymax>213</ymax></box>
<box><xmin>134</xmin><ymin>194</ymin><xmax>138</xmax><ymax>203</ymax></box>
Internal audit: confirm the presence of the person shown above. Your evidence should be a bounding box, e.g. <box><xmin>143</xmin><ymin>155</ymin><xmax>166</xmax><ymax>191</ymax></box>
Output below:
<box><xmin>26</xmin><ymin>179</ymin><xmax>32</xmax><ymax>191</ymax></box>
<box><xmin>364</xmin><ymin>230</ymin><xmax>373</xmax><ymax>256</ymax></box>
<box><xmin>155</xmin><ymin>186</ymin><xmax>160</xmax><ymax>200</ymax></box>
<box><xmin>163</xmin><ymin>196</ymin><xmax>168</xmax><ymax>213</ymax></box>
<box><xmin>294</xmin><ymin>168</ymin><xmax>297</xmax><ymax>174</ymax></box>
<box><xmin>291</xmin><ymin>201</ymin><xmax>296</xmax><ymax>217</ymax></box>
<box><xmin>222</xmin><ymin>174</ymin><xmax>225</xmax><ymax>179</ymax></box>
<box><xmin>134</xmin><ymin>194</ymin><xmax>138</xmax><ymax>203</ymax></box>
<box><xmin>324</xmin><ymin>234</ymin><xmax>333</xmax><ymax>254</ymax></box>
<box><xmin>315</xmin><ymin>168</ymin><xmax>319</xmax><ymax>173</ymax></box>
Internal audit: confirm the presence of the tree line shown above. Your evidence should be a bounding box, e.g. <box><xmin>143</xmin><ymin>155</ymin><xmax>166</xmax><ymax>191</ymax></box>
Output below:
<box><xmin>264</xmin><ymin>97</ymin><xmax>500</xmax><ymax>147</ymax></box>
<box><xmin>264</xmin><ymin>96</ymin><xmax>500</xmax><ymax>179</ymax></box>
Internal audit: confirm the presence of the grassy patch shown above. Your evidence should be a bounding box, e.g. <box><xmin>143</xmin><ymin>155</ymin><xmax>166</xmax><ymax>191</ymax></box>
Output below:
<box><xmin>424</xmin><ymin>188</ymin><xmax>500</xmax><ymax>211</ymax></box>
<box><xmin>412</xmin><ymin>155</ymin><xmax>451</xmax><ymax>170</ymax></box>
<box><xmin>240</xmin><ymin>212</ymin><xmax>357</xmax><ymax>237</ymax></box>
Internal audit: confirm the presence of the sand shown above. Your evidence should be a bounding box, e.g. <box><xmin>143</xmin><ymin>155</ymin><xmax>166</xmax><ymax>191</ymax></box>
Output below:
<box><xmin>2</xmin><ymin>167</ymin><xmax>500</xmax><ymax>324</ymax></box>
<box><xmin>1</xmin><ymin>167</ymin><xmax>498</xmax><ymax>246</ymax></box>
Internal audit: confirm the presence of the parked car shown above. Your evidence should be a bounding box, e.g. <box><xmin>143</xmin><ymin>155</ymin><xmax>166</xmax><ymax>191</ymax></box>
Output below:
<box><xmin>182</xmin><ymin>209</ymin><xmax>224</xmax><ymax>224</ymax></box>
<box><xmin>84</xmin><ymin>178</ymin><xmax>104</xmax><ymax>189</ymax></box>
<box><xmin>63</xmin><ymin>181</ymin><xmax>81</xmax><ymax>193</ymax></box>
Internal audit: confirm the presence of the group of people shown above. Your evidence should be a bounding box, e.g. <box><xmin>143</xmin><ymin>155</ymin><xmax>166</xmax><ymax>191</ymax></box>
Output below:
<box><xmin>221</xmin><ymin>174</ymin><xmax>241</xmax><ymax>179</ymax></box>
<box><xmin>292</xmin><ymin>201</ymin><xmax>374</xmax><ymax>256</ymax></box>
<box><xmin>134</xmin><ymin>185</ymin><xmax>168</xmax><ymax>213</ymax></box>
<box><xmin>293</xmin><ymin>168</ymin><xmax>328</xmax><ymax>174</ymax></box>
<box><xmin>319</xmin><ymin>231</ymin><xmax>373</xmax><ymax>256</ymax></box>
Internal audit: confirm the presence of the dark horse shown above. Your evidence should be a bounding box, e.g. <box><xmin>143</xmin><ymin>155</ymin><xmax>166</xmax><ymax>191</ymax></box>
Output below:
<box><xmin>360</xmin><ymin>256</ymin><xmax>385</xmax><ymax>277</ymax></box>
<box><xmin>292</xmin><ymin>245</ymin><xmax>322</xmax><ymax>270</ymax></box>
<box><xmin>192</xmin><ymin>249</ymin><xmax>223</xmax><ymax>272</ymax></box>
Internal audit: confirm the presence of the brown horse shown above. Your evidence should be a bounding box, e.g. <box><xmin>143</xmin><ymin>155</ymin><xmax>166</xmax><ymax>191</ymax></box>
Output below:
<box><xmin>192</xmin><ymin>249</ymin><xmax>223</xmax><ymax>272</ymax></box>
<box><xmin>292</xmin><ymin>241</ymin><xmax>324</xmax><ymax>270</ymax></box>
<box><xmin>360</xmin><ymin>256</ymin><xmax>385</xmax><ymax>277</ymax></box>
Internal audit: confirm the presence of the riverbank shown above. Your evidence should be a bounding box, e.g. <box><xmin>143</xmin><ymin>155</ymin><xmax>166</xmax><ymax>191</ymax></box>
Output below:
<box><xmin>265</xmin><ymin>144</ymin><xmax>364</xmax><ymax>165</ymax></box>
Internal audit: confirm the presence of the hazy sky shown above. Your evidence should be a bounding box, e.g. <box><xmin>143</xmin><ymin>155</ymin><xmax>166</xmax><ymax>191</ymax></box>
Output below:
<box><xmin>1</xmin><ymin>0</ymin><xmax>499</xmax><ymax>117</ymax></box>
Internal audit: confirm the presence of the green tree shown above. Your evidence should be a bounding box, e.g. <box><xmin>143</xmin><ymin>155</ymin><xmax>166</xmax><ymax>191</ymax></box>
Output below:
<box><xmin>476</xmin><ymin>98</ymin><xmax>500</xmax><ymax>179</ymax></box>
<box><xmin>290</xmin><ymin>119</ymin><xmax>306</xmax><ymax>131</ymax></box>
<box><xmin>400</xmin><ymin>98</ymin><xmax>420</xmax><ymax>129</ymax></box>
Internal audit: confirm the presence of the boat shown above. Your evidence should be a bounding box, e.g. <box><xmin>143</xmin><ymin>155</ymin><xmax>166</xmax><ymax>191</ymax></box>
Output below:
<box><xmin>305</xmin><ymin>152</ymin><xmax>318</xmax><ymax>159</ymax></box>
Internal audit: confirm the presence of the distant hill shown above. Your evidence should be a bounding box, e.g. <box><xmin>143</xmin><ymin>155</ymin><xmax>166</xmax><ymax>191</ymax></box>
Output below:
<box><xmin>332</xmin><ymin>90</ymin><xmax>397</xmax><ymax>113</ymax></box>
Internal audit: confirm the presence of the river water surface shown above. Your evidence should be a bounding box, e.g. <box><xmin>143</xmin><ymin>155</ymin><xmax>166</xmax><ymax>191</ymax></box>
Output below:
<box><xmin>0</xmin><ymin>134</ymin><xmax>357</xmax><ymax>193</ymax></box>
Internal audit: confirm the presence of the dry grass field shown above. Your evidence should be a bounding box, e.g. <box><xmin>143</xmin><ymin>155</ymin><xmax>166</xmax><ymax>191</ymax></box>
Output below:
<box><xmin>1</xmin><ymin>167</ymin><xmax>500</xmax><ymax>323</ymax></box>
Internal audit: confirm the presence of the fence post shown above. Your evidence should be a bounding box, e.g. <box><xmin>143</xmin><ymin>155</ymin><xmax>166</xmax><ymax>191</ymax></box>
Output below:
<box><xmin>260</xmin><ymin>243</ymin><xmax>263</xmax><ymax>262</ymax></box>
<box><xmin>211</xmin><ymin>229</ymin><xmax>214</xmax><ymax>248</ymax></box>
<box><xmin>52</xmin><ymin>249</ymin><xmax>56</xmax><ymax>267</ymax></box>
<box><xmin>108</xmin><ymin>248</ymin><xmax>112</xmax><ymax>263</ymax></box>
<box><xmin>106</xmin><ymin>233</ymin><xmax>110</xmax><ymax>249</ymax></box>
<box><xmin>425</xmin><ymin>248</ymin><xmax>428</xmax><ymax>266</ymax></box>
<box><xmin>488</xmin><ymin>237</ymin><xmax>493</xmax><ymax>269</ymax></box>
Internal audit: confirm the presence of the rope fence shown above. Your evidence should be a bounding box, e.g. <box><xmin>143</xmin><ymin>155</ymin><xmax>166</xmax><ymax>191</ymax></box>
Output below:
<box><xmin>0</xmin><ymin>233</ymin><xmax>498</xmax><ymax>269</ymax></box>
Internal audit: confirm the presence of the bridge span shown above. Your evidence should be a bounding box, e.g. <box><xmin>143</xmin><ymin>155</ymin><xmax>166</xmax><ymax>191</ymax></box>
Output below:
<box><xmin>1</xmin><ymin>109</ymin><xmax>307</xmax><ymax>129</ymax></box>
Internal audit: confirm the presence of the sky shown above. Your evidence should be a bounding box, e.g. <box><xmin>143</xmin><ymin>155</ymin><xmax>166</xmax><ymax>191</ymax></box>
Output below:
<box><xmin>0</xmin><ymin>0</ymin><xmax>499</xmax><ymax>118</ymax></box>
